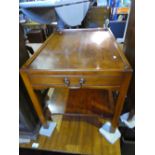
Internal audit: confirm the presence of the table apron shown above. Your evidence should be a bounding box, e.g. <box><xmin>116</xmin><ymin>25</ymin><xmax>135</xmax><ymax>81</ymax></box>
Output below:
<box><xmin>29</xmin><ymin>75</ymin><xmax>123</xmax><ymax>89</ymax></box>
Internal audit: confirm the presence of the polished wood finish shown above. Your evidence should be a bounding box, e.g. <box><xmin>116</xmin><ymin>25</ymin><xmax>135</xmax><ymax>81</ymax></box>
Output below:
<box><xmin>29</xmin><ymin>74</ymin><xmax>123</xmax><ymax>88</ymax></box>
<box><xmin>26</xmin><ymin>29</ymin><xmax>130</xmax><ymax>71</ymax></box>
<box><xmin>20</xmin><ymin>28</ymin><xmax>132</xmax><ymax>129</ymax></box>
<box><xmin>66</xmin><ymin>89</ymin><xmax>114</xmax><ymax>116</ymax></box>
<box><xmin>20</xmin><ymin>116</ymin><xmax>121</xmax><ymax>155</ymax></box>
<box><xmin>48</xmin><ymin>88</ymin><xmax>114</xmax><ymax>117</ymax></box>
<box><xmin>112</xmin><ymin>72</ymin><xmax>132</xmax><ymax>128</ymax></box>
<box><xmin>20</xmin><ymin>70</ymin><xmax>47</xmax><ymax>127</ymax></box>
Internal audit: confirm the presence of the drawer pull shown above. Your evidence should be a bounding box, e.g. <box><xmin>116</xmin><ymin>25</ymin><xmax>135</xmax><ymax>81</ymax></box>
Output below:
<box><xmin>79</xmin><ymin>78</ymin><xmax>85</xmax><ymax>86</ymax></box>
<box><xmin>64</xmin><ymin>77</ymin><xmax>85</xmax><ymax>89</ymax></box>
<box><xmin>64</xmin><ymin>77</ymin><xmax>70</xmax><ymax>87</ymax></box>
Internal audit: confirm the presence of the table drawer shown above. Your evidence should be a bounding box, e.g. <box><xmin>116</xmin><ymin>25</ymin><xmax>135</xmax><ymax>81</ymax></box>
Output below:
<box><xmin>30</xmin><ymin>75</ymin><xmax>123</xmax><ymax>88</ymax></box>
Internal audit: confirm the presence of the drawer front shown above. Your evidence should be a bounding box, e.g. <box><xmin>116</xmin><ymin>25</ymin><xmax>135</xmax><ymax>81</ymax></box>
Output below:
<box><xmin>30</xmin><ymin>75</ymin><xmax>123</xmax><ymax>88</ymax></box>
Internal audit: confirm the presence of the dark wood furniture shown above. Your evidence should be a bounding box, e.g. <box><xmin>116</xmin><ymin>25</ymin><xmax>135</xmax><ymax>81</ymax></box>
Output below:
<box><xmin>19</xmin><ymin>24</ymin><xmax>39</xmax><ymax>139</ymax></box>
<box><xmin>123</xmin><ymin>0</ymin><xmax>135</xmax><ymax>118</ymax></box>
<box><xmin>19</xmin><ymin>24</ymin><xmax>48</xmax><ymax>138</ymax></box>
<box><xmin>83</xmin><ymin>6</ymin><xmax>110</xmax><ymax>28</ymax></box>
<box><xmin>20</xmin><ymin>28</ymin><xmax>132</xmax><ymax>130</ymax></box>
<box><xmin>27</xmin><ymin>29</ymin><xmax>46</xmax><ymax>43</ymax></box>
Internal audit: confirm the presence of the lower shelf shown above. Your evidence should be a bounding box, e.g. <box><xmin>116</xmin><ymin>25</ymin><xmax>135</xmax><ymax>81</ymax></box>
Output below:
<box><xmin>47</xmin><ymin>88</ymin><xmax>115</xmax><ymax>118</ymax></box>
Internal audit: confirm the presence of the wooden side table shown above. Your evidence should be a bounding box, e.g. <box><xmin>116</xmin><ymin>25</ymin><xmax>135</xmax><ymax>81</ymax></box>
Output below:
<box><xmin>20</xmin><ymin>28</ymin><xmax>132</xmax><ymax>131</ymax></box>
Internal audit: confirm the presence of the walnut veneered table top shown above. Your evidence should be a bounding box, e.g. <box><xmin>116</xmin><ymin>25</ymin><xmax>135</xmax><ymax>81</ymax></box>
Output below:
<box><xmin>24</xmin><ymin>28</ymin><xmax>131</xmax><ymax>72</ymax></box>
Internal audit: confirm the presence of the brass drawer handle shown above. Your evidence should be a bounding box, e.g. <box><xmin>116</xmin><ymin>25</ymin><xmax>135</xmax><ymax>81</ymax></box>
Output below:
<box><xmin>64</xmin><ymin>77</ymin><xmax>85</xmax><ymax>89</ymax></box>
<box><xmin>79</xmin><ymin>78</ymin><xmax>85</xmax><ymax>86</ymax></box>
<box><xmin>64</xmin><ymin>77</ymin><xmax>70</xmax><ymax>87</ymax></box>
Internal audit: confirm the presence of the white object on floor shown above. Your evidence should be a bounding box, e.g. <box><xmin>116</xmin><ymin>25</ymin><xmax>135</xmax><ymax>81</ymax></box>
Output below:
<box><xmin>32</xmin><ymin>143</ymin><xmax>39</xmax><ymax>148</ymax></box>
<box><xmin>120</xmin><ymin>112</ymin><xmax>135</xmax><ymax>128</ymax></box>
<box><xmin>39</xmin><ymin>121</ymin><xmax>57</xmax><ymax>137</ymax></box>
<box><xmin>99</xmin><ymin>121</ymin><xmax>121</xmax><ymax>144</ymax></box>
<box><xmin>26</xmin><ymin>43</ymin><xmax>42</xmax><ymax>52</ymax></box>
<box><xmin>19</xmin><ymin>138</ymin><xmax>31</xmax><ymax>144</ymax></box>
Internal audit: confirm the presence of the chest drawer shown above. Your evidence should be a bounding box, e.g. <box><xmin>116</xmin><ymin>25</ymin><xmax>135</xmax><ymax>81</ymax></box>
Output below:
<box><xmin>29</xmin><ymin>74</ymin><xmax>123</xmax><ymax>88</ymax></box>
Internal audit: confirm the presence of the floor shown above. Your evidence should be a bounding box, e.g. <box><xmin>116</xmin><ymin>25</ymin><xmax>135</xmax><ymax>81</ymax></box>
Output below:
<box><xmin>20</xmin><ymin>115</ymin><xmax>121</xmax><ymax>155</ymax></box>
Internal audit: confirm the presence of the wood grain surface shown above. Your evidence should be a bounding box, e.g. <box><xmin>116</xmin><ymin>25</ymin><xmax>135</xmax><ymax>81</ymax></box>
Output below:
<box><xmin>46</xmin><ymin>88</ymin><xmax>115</xmax><ymax>118</ymax></box>
<box><xmin>20</xmin><ymin>116</ymin><xmax>121</xmax><ymax>155</ymax></box>
<box><xmin>20</xmin><ymin>28</ymin><xmax>132</xmax><ymax>130</ymax></box>
<box><xmin>25</xmin><ymin>28</ymin><xmax>131</xmax><ymax>72</ymax></box>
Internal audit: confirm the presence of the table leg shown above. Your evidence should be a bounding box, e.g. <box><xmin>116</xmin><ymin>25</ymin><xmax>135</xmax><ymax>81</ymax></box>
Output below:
<box><xmin>20</xmin><ymin>70</ymin><xmax>48</xmax><ymax>128</ymax></box>
<box><xmin>111</xmin><ymin>72</ymin><xmax>132</xmax><ymax>131</ymax></box>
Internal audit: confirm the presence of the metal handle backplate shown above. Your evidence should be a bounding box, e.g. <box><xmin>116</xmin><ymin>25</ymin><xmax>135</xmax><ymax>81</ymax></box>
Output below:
<box><xmin>64</xmin><ymin>77</ymin><xmax>85</xmax><ymax>89</ymax></box>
